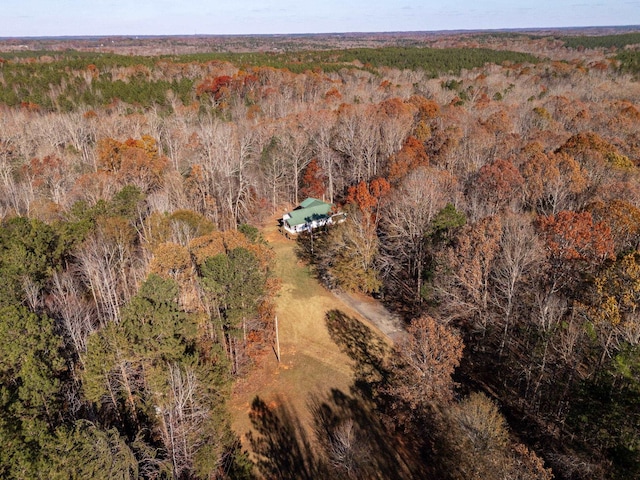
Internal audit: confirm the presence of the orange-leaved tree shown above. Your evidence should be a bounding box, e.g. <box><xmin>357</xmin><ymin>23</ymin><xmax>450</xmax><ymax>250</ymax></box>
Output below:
<box><xmin>300</xmin><ymin>158</ymin><xmax>326</xmax><ymax>200</ymax></box>
<box><xmin>587</xmin><ymin>199</ymin><xmax>640</xmax><ymax>254</ymax></box>
<box><xmin>436</xmin><ymin>215</ymin><xmax>503</xmax><ymax>329</ymax></box>
<box><xmin>312</xmin><ymin>178</ymin><xmax>391</xmax><ymax>295</ymax></box>
<box><xmin>518</xmin><ymin>142</ymin><xmax>587</xmax><ymax>214</ymax></box>
<box><xmin>385</xmin><ymin>315</ymin><xmax>463</xmax><ymax>419</ymax></box>
<box><xmin>97</xmin><ymin>135</ymin><xmax>169</xmax><ymax>193</ymax></box>
<box><xmin>468</xmin><ymin>158</ymin><xmax>523</xmax><ymax>218</ymax></box>
<box><xmin>345</xmin><ymin>177</ymin><xmax>391</xmax><ymax>224</ymax></box>
<box><xmin>537</xmin><ymin>210</ymin><xmax>615</xmax><ymax>293</ymax></box>
<box><xmin>387</xmin><ymin>136</ymin><xmax>429</xmax><ymax>183</ymax></box>
<box><xmin>537</xmin><ymin>210</ymin><xmax>614</xmax><ymax>264</ymax></box>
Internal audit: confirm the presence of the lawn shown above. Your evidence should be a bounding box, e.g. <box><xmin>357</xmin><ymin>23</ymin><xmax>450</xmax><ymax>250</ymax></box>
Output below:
<box><xmin>229</xmin><ymin>220</ymin><xmax>359</xmax><ymax>450</ymax></box>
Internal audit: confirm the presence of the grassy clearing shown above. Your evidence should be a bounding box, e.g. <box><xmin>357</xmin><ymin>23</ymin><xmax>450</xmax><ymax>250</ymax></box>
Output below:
<box><xmin>229</xmin><ymin>220</ymin><xmax>359</xmax><ymax>447</ymax></box>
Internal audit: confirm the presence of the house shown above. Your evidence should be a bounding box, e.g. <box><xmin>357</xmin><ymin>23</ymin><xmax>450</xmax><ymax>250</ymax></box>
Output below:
<box><xmin>281</xmin><ymin>198</ymin><xmax>345</xmax><ymax>235</ymax></box>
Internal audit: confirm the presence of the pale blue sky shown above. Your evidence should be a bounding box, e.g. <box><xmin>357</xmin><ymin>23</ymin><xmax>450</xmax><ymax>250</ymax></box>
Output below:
<box><xmin>1</xmin><ymin>0</ymin><xmax>639</xmax><ymax>37</ymax></box>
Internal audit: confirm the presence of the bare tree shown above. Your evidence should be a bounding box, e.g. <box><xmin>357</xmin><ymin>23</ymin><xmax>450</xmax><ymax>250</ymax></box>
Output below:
<box><xmin>50</xmin><ymin>270</ymin><xmax>95</xmax><ymax>365</ymax></box>
<box><xmin>530</xmin><ymin>291</ymin><xmax>568</xmax><ymax>396</ymax></box>
<box><xmin>75</xmin><ymin>234</ymin><xmax>123</xmax><ymax>326</ymax></box>
<box><xmin>157</xmin><ymin>363</ymin><xmax>211</xmax><ymax>479</ymax></box>
<box><xmin>491</xmin><ymin>213</ymin><xmax>543</xmax><ymax>354</ymax></box>
<box><xmin>55</xmin><ymin>112</ymin><xmax>97</xmax><ymax>168</ymax></box>
<box><xmin>436</xmin><ymin>216</ymin><xmax>503</xmax><ymax>330</ymax></box>
<box><xmin>75</xmin><ymin>220</ymin><xmax>140</xmax><ymax>326</ymax></box>
<box><xmin>196</xmin><ymin>116</ymin><xmax>258</xmax><ymax>228</ymax></box>
<box><xmin>309</xmin><ymin>110</ymin><xmax>339</xmax><ymax>203</ymax></box>
<box><xmin>259</xmin><ymin>133</ymin><xmax>289</xmax><ymax>211</ymax></box>
<box><xmin>332</xmin><ymin>104</ymin><xmax>380</xmax><ymax>184</ymax></box>
<box><xmin>279</xmin><ymin>122</ymin><xmax>312</xmax><ymax>204</ymax></box>
<box><xmin>377</xmin><ymin>100</ymin><xmax>415</xmax><ymax>167</ymax></box>
<box><xmin>381</xmin><ymin>167</ymin><xmax>449</xmax><ymax>302</ymax></box>
<box><xmin>0</xmin><ymin>134</ymin><xmax>29</xmax><ymax>214</ymax></box>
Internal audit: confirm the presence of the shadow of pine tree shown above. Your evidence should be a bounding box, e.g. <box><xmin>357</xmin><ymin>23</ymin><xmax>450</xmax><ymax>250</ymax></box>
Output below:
<box><xmin>247</xmin><ymin>396</ymin><xmax>328</xmax><ymax>480</ymax></box>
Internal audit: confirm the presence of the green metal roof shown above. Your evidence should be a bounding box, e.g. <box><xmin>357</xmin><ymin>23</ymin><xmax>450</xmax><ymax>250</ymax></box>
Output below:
<box><xmin>285</xmin><ymin>198</ymin><xmax>332</xmax><ymax>227</ymax></box>
<box><xmin>299</xmin><ymin>197</ymin><xmax>325</xmax><ymax>208</ymax></box>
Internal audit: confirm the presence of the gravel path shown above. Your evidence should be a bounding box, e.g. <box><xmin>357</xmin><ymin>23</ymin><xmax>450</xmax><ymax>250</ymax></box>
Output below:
<box><xmin>332</xmin><ymin>289</ymin><xmax>406</xmax><ymax>343</ymax></box>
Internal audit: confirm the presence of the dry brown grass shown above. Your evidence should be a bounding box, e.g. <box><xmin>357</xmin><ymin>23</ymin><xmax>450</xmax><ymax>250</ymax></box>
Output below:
<box><xmin>229</xmin><ymin>219</ymin><xmax>367</xmax><ymax>448</ymax></box>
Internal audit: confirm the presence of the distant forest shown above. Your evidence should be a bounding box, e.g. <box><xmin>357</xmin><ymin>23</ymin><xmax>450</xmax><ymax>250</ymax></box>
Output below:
<box><xmin>0</xmin><ymin>47</ymin><xmax>539</xmax><ymax>111</ymax></box>
<box><xmin>0</xmin><ymin>29</ymin><xmax>640</xmax><ymax>479</ymax></box>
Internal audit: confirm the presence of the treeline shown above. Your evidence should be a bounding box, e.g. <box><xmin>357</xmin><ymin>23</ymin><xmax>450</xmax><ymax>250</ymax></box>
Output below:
<box><xmin>0</xmin><ymin>46</ymin><xmax>539</xmax><ymax>111</ymax></box>
<box><xmin>0</xmin><ymin>54</ymin><xmax>193</xmax><ymax>110</ymax></box>
<box><xmin>561</xmin><ymin>32</ymin><xmax>640</xmax><ymax>49</ymax></box>
<box><xmin>334</xmin><ymin>46</ymin><xmax>539</xmax><ymax>73</ymax></box>
<box><xmin>618</xmin><ymin>50</ymin><xmax>640</xmax><ymax>75</ymax></box>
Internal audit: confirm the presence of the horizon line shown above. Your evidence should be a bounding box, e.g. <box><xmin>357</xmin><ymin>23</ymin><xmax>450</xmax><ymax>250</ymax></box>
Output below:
<box><xmin>1</xmin><ymin>24</ymin><xmax>639</xmax><ymax>41</ymax></box>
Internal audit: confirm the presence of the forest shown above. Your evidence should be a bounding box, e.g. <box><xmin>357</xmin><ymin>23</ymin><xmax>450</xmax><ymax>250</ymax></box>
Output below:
<box><xmin>0</xmin><ymin>30</ymin><xmax>640</xmax><ymax>479</ymax></box>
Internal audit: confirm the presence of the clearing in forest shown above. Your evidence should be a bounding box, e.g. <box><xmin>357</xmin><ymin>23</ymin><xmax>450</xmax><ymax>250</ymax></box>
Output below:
<box><xmin>229</xmin><ymin>217</ymin><xmax>389</xmax><ymax>450</ymax></box>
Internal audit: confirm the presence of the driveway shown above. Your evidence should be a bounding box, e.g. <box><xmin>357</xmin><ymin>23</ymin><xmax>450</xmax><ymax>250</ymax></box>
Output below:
<box><xmin>332</xmin><ymin>289</ymin><xmax>406</xmax><ymax>343</ymax></box>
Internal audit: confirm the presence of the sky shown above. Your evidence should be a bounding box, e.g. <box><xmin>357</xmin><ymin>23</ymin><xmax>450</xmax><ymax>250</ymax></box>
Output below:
<box><xmin>1</xmin><ymin>0</ymin><xmax>639</xmax><ymax>37</ymax></box>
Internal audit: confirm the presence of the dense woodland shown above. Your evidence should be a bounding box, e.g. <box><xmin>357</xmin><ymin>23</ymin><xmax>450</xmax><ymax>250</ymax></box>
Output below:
<box><xmin>1</xmin><ymin>30</ymin><xmax>640</xmax><ymax>479</ymax></box>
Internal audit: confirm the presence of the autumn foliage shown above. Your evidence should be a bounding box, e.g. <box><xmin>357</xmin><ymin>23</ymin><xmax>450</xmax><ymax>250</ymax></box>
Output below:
<box><xmin>2</xmin><ymin>34</ymin><xmax>640</xmax><ymax>479</ymax></box>
<box><xmin>470</xmin><ymin>158</ymin><xmax>523</xmax><ymax>213</ymax></box>
<box><xmin>537</xmin><ymin>210</ymin><xmax>614</xmax><ymax>263</ymax></box>
<box><xmin>196</xmin><ymin>74</ymin><xmax>232</xmax><ymax>100</ymax></box>
<box><xmin>97</xmin><ymin>135</ymin><xmax>169</xmax><ymax>192</ymax></box>
<box><xmin>387</xmin><ymin>136</ymin><xmax>429</xmax><ymax>182</ymax></box>
<box><xmin>300</xmin><ymin>158</ymin><xmax>326</xmax><ymax>199</ymax></box>
<box><xmin>388</xmin><ymin>315</ymin><xmax>463</xmax><ymax>409</ymax></box>
<box><xmin>345</xmin><ymin>177</ymin><xmax>391</xmax><ymax>220</ymax></box>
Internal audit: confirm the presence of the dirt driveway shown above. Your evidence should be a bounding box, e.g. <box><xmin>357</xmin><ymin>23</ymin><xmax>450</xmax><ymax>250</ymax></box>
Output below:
<box><xmin>332</xmin><ymin>289</ymin><xmax>406</xmax><ymax>343</ymax></box>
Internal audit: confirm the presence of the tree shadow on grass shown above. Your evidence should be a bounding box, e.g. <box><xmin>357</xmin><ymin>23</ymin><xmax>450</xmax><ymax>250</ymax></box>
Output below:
<box><xmin>322</xmin><ymin>309</ymin><xmax>428</xmax><ymax>478</ymax></box>
<box><xmin>325</xmin><ymin>309</ymin><xmax>391</xmax><ymax>399</ymax></box>
<box><xmin>309</xmin><ymin>388</ymin><xmax>425</xmax><ymax>479</ymax></box>
<box><xmin>247</xmin><ymin>388</ymin><xmax>424</xmax><ymax>480</ymax></box>
<box><xmin>247</xmin><ymin>395</ymin><xmax>328</xmax><ymax>480</ymax></box>
<box><xmin>246</xmin><ymin>311</ymin><xmax>428</xmax><ymax>479</ymax></box>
